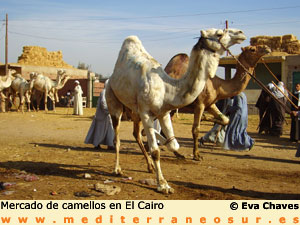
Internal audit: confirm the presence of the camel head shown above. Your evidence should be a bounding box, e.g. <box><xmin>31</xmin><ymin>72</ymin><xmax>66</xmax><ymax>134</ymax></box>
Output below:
<box><xmin>3</xmin><ymin>69</ymin><xmax>17</xmax><ymax>80</ymax></box>
<box><xmin>29</xmin><ymin>72</ymin><xmax>38</xmax><ymax>80</ymax></box>
<box><xmin>8</xmin><ymin>69</ymin><xmax>17</xmax><ymax>76</ymax></box>
<box><xmin>56</xmin><ymin>69</ymin><xmax>70</xmax><ymax>89</ymax></box>
<box><xmin>199</xmin><ymin>28</ymin><xmax>246</xmax><ymax>55</ymax></box>
<box><xmin>57</xmin><ymin>69</ymin><xmax>66</xmax><ymax>77</ymax></box>
<box><xmin>239</xmin><ymin>45</ymin><xmax>271</xmax><ymax>67</ymax></box>
<box><xmin>55</xmin><ymin>69</ymin><xmax>66</xmax><ymax>84</ymax></box>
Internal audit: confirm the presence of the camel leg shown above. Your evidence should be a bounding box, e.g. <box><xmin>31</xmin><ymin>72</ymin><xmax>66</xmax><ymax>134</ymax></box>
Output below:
<box><xmin>52</xmin><ymin>99</ymin><xmax>56</xmax><ymax>112</ymax></box>
<box><xmin>176</xmin><ymin>108</ymin><xmax>180</xmax><ymax>118</ymax></box>
<box><xmin>30</xmin><ymin>89</ymin><xmax>37</xmax><ymax>112</ymax></box>
<box><xmin>0</xmin><ymin>92</ymin><xmax>6</xmax><ymax>112</ymax></box>
<box><xmin>6</xmin><ymin>91</ymin><xmax>15</xmax><ymax>112</ymax></box>
<box><xmin>105</xmin><ymin>82</ymin><xmax>123</xmax><ymax>175</ymax></box>
<box><xmin>111</xmin><ymin>113</ymin><xmax>123</xmax><ymax>175</ymax></box>
<box><xmin>25</xmin><ymin>92</ymin><xmax>31</xmax><ymax>112</ymax></box>
<box><xmin>192</xmin><ymin>104</ymin><xmax>205</xmax><ymax>161</ymax></box>
<box><xmin>131</xmin><ymin>113</ymin><xmax>155</xmax><ymax>173</ymax></box>
<box><xmin>44</xmin><ymin>93</ymin><xmax>48</xmax><ymax>112</ymax></box>
<box><xmin>140</xmin><ymin>112</ymin><xmax>174</xmax><ymax>194</ymax></box>
<box><xmin>206</xmin><ymin>104</ymin><xmax>229</xmax><ymax>125</ymax></box>
<box><xmin>0</xmin><ymin>91</ymin><xmax>6</xmax><ymax>100</ymax></box>
<box><xmin>19</xmin><ymin>93</ymin><xmax>24</xmax><ymax>113</ymax></box>
<box><xmin>35</xmin><ymin>91</ymin><xmax>42</xmax><ymax>112</ymax></box>
<box><xmin>158</xmin><ymin>113</ymin><xmax>183</xmax><ymax>158</ymax></box>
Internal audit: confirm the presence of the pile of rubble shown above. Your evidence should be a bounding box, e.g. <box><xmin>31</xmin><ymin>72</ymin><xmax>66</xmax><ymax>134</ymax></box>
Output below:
<box><xmin>250</xmin><ymin>34</ymin><xmax>300</xmax><ymax>54</ymax></box>
<box><xmin>17</xmin><ymin>46</ymin><xmax>74</xmax><ymax>68</ymax></box>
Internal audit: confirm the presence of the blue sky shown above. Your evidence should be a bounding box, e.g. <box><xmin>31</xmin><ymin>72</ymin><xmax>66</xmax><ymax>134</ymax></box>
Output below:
<box><xmin>1</xmin><ymin>0</ymin><xmax>300</xmax><ymax>76</ymax></box>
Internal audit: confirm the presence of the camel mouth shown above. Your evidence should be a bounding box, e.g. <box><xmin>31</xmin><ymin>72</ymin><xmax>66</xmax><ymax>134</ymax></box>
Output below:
<box><xmin>232</xmin><ymin>32</ymin><xmax>247</xmax><ymax>44</ymax></box>
<box><xmin>235</xmin><ymin>35</ymin><xmax>247</xmax><ymax>44</ymax></box>
<box><xmin>264</xmin><ymin>48</ymin><xmax>272</xmax><ymax>54</ymax></box>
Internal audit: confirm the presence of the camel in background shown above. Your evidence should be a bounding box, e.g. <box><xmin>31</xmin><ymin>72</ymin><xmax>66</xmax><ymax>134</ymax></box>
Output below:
<box><xmin>10</xmin><ymin>74</ymin><xmax>32</xmax><ymax>113</ymax></box>
<box><xmin>166</xmin><ymin>45</ymin><xmax>271</xmax><ymax>160</ymax></box>
<box><xmin>29</xmin><ymin>69</ymin><xmax>69</xmax><ymax>112</ymax></box>
<box><xmin>0</xmin><ymin>69</ymin><xmax>16</xmax><ymax>112</ymax></box>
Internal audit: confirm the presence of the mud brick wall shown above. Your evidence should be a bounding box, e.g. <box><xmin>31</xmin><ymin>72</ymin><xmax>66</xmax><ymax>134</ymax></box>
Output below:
<box><xmin>17</xmin><ymin>46</ymin><xmax>74</xmax><ymax>68</ymax></box>
<box><xmin>250</xmin><ymin>34</ymin><xmax>300</xmax><ymax>54</ymax></box>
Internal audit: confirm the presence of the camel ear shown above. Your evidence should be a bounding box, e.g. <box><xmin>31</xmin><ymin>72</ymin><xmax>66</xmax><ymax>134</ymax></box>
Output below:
<box><xmin>201</xmin><ymin>30</ymin><xmax>207</xmax><ymax>38</ymax></box>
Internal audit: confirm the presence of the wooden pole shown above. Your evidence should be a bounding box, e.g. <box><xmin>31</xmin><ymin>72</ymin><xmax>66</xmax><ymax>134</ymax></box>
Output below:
<box><xmin>271</xmin><ymin>81</ymin><xmax>297</xmax><ymax>109</ymax></box>
<box><xmin>262</xmin><ymin>58</ymin><xmax>298</xmax><ymax>101</ymax></box>
<box><xmin>5</xmin><ymin>13</ymin><xmax>8</xmax><ymax>75</ymax></box>
<box><xmin>225</xmin><ymin>20</ymin><xmax>228</xmax><ymax>56</ymax></box>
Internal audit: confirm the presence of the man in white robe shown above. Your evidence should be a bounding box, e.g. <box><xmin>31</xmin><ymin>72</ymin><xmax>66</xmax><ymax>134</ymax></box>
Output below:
<box><xmin>73</xmin><ymin>80</ymin><xmax>83</xmax><ymax>115</ymax></box>
<box><xmin>84</xmin><ymin>80</ymin><xmax>115</xmax><ymax>149</ymax></box>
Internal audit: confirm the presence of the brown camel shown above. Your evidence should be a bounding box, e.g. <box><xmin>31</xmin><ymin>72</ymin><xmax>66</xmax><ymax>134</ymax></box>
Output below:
<box><xmin>166</xmin><ymin>45</ymin><xmax>271</xmax><ymax>160</ymax></box>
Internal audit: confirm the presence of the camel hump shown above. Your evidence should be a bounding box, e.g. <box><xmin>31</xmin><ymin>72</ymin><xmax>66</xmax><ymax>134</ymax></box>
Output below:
<box><xmin>119</xmin><ymin>36</ymin><xmax>160</xmax><ymax>69</ymax></box>
<box><xmin>122</xmin><ymin>36</ymin><xmax>144</xmax><ymax>52</ymax></box>
<box><xmin>124</xmin><ymin>35</ymin><xmax>141</xmax><ymax>44</ymax></box>
<box><xmin>164</xmin><ymin>53</ymin><xmax>189</xmax><ymax>79</ymax></box>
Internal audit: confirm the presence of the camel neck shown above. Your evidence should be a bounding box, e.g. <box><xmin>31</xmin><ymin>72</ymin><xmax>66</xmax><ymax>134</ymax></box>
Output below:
<box><xmin>217</xmin><ymin>60</ymin><xmax>254</xmax><ymax>98</ymax></box>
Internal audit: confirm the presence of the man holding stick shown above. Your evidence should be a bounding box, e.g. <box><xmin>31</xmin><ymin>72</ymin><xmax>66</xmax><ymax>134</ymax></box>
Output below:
<box><xmin>267</xmin><ymin>81</ymin><xmax>287</xmax><ymax>137</ymax></box>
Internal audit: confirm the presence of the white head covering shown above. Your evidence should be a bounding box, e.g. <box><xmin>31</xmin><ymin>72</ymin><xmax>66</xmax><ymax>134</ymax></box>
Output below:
<box><xmin>267</xmin><ymin>83</ymin><xmax>274</xmax><ymax>90</ymax></box>
<box><xmin>74</xmin><ymin>80</ymin><xmax>80</xmax><ymax>84</ymax></box>
<box><xmin>273</xmin><ymin>81</ymin><xmax>285</xmax><ymax>99</ymax></box>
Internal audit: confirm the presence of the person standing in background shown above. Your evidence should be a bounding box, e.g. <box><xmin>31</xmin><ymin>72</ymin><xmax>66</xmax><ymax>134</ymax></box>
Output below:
<box><xmin>268</xmin><ymin>81</ymin><xmax>287</xmax><ymax>137</ymax></box>
<box><xmin>255</xmin><ymin>83</ymin><xmax>273</xmax><ymax>134</ymax></box>
<box><xmin>290</xmin><ymin>83</ymin><xmax>300</xmax><ymax>142</ymax></box>
<box><xmin>73</xmin><ymin>80</ymin><xmax>83</xmax><ymax>115</ymax></box>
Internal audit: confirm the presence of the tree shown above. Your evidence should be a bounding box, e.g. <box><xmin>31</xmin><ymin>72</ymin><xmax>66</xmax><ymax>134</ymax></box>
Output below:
<box><xmin>77</xmin><ymin>61</ymin><xmax>91</xmax><ymax>71</ymax></box>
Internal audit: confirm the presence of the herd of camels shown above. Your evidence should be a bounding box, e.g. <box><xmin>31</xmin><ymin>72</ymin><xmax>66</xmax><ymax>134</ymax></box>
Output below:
<box><xmin>0</xmin><ymin>27</ymin><xmax>273</xmax><ymax>194</ymax></box>
<box><xmin>0</xmin><ymin>69</ymin><xmax>70</xmax><ymax>113</ymax></box>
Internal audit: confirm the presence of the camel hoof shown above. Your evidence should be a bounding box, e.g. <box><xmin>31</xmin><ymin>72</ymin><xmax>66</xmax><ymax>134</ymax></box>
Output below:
<box><xmin>157</xmin><ymin>186</ymin><xmax>174</xmax><ymax>194</ymax></box>
<box><xmin>173</xmin><ymin>151</ymin><xmax>185</xmax><ymax>159</ymax></box>
<box><xmin>147</xmin><ymin>168</ymin><xmax>154</xmax><ymax>173</ymax></box>
<box><xmin>113</xmin><ymin>171</ymin><xmax>124</xmax><ymax>177</ymax></box>
<box><xmin>113</xmin><ymin>166</ymin><xmax>123</xmax><ymax>176</ymax></box>
<box><xmin>193</xmin><ymin>155</ymin><xmax>204</xmax><ymax>161</ymax></box>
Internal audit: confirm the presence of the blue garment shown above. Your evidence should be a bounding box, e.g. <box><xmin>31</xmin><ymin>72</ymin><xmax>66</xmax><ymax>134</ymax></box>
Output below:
<box><xmin>223</xmin><ymin>92</ymin><xmax>254</xmax><ymax>151</ymax></box>
<box><xmin>202</xmin><ymin>98</ymin><xmax>233</xmax><ymax>144</ymax></box>
<box><xmin>84</xmin><ymin>82</ymin><xmax>115</xmax><ymax>147</ymax></box>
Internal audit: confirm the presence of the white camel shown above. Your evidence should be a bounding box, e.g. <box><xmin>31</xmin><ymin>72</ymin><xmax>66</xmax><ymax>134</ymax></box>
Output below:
<box><xmin>29</xmin><ymin>69</ymin><xmax>69</xmax><ymax>112</ymax></box>
<box><xmin>53</xmin><ymin>71</ymin><xmax>70</xmax><ymax>103</ymax></box>
<box><xmin>0</xmin><ymin>69</ymin><xmax>16</xmax><ymax>112</ymax></box>
<box><xmin>106</xmin><ymin>28</ymin><xmax>246</xmax><ymax>194</ymax></box>
<box><xmin>10</xmin><ymin>74</ymin><xmax>32</xmax><ymax>113</ymax></box>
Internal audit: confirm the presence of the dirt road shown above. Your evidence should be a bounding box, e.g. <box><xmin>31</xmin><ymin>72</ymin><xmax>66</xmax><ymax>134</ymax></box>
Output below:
<box><xmin>0</xmin><ymin>108</ymin><xmax>299</xmax><ymax>200</ymax></box>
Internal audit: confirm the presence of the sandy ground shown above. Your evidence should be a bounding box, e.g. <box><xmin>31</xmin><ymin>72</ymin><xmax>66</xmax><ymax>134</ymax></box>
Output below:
<box><xmin>0</xmin><ymin>107</ymin><xmax>299</xmax><ymax>200</ymax></box>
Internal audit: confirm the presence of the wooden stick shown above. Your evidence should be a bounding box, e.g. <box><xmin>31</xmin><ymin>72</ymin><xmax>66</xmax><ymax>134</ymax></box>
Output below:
<box><xmin>262</xmin><ymin>58</ymin><xmax>299</xmax><ymax>101</ymax></box>
<box><xmin>271</xmin><ymin>81</ymin><xmax>298</xmax><ymax>109</ymax></box>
